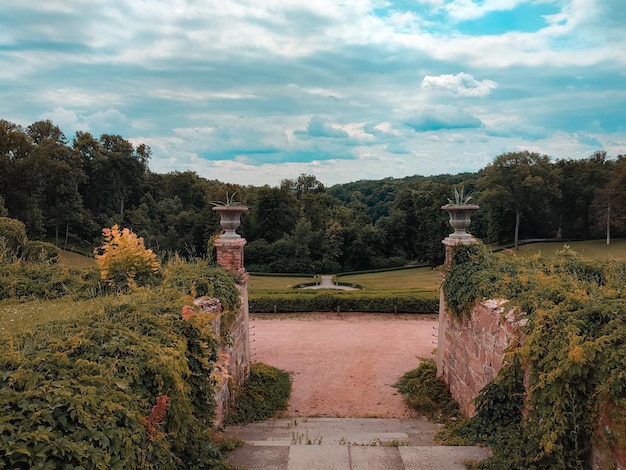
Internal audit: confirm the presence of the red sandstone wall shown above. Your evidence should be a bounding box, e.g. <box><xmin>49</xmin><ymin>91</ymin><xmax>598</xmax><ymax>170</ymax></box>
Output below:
<box><xmin>438</xmin><ymin>293</ymin><xmax>624</xmax><ymax>469</ymax></box>
<box><xmin>438</xmin><ymin>297</ymin><xmax>524</xmax><ymax>416</ymax></box>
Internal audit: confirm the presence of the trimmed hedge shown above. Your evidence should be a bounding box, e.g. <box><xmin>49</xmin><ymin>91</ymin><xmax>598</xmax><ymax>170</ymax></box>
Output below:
<box><xmin>249</xmin><ymin>289</ymin><xmax>438</xmax><ymax>313</ymax></box>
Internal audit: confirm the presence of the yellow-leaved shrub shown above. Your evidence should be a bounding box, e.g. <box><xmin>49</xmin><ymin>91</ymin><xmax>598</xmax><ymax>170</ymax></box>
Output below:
<box><xmin>95</xmin><ymin>225</ymin><xmax>161</xmax><ymax>290</ymax></box>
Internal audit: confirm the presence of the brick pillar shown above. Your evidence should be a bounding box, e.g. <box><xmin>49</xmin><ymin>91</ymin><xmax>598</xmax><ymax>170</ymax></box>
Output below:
<box><xmin>437</xmin><ymin>235</ymin><xmax>479</xmax><ymax>377</ymax></box>
<box><xmin>214</xmin><ymin>238</ymin><xmax>246</xmax><ymax>271</ymax></box>
<box><xmin>212</xmin><ymin>236</ymin><xmax>251</xmax><ymax>426</ymax></box>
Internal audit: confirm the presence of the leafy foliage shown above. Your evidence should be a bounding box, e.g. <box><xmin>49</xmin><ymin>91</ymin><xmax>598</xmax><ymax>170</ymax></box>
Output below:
<box><xmin>0</xmin><ymin>288</ymin><xmax>235</xmax><ymax>469</ymax></box>
<box><xmin>395</xmin><ymin>360</ymin><xmax>461</xmax><ymax>423</ymax></box>
<box><xmin>0</xmin><ymin>217</ymin><xmax>27</xmax><ymax>256</ymax></box>
<box><xmin>441</xmin><ymin>244</ymin><xmax>626</xmax><ymax>469</ymax></box>
<box><xmin>226</xmin><ymin>362</ymin><xmax>291</xmax><ymax>425</ymax></box>
<box><xmin>162</xmin><ymin>258</ymin><xmax>240</xmax><ymax>311</ymax></box>
<box><xmin>95</xmin><ymin>225</ymin><xmax>161</xmax><ymax>290</ymax></box>
<box><xmin>21</xmin><ymin>240</ymin><xmax>60</xmax><ymax>263</ymax></box>
<box><xmin>0</xmin><ymin>262</ymin><xmax>104</xmax><ymax>300</ymax></box>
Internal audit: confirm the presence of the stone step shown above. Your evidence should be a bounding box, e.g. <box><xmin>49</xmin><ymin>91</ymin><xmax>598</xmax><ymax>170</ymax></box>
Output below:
<box><xmin>225</xmin><ymin>418</ymin><xmax>492</xmax><ymax>469</ymax></box>
<box><xmin>228</xmin><ymin>444</ymin><xmax>491</xmax><ymax>470</ymax></box>
<box><xmin>225</xmin><ymin>417</ymin><xmax>442</xmax><ymax>446</ymax></box>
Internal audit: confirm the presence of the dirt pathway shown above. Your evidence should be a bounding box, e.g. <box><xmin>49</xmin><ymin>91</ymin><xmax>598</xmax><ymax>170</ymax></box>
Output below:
<box><xmin>250</xmin><ymin>313</ymin><xmax>439</xmax><ymax>418</ymax></box>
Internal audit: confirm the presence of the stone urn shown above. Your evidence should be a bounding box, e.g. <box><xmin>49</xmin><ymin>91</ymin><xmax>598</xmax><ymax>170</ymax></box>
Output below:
<box><xmin>212</xmin><ymin>205</ymin><xmax>249</xmax><ymax>239</ymax></box>
<box><xmin>441</xmin><ymin>204</ymin><xmax>479</xmax><ymax>239</ymax></box>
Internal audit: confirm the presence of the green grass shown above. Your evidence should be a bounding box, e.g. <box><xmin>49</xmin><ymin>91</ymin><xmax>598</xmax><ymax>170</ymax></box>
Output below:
<box><xmin>0</xmin><ymin>297</ymin><xmax>101</xmax><ymax>340</ymax></box>
<box><xmin>248</xmin><ymin>275</ymin><xmax>319</xmax><ymax>291</ymax></box>
<box><xmin>339</xmin><ymin>267</ymin><xmax>440</xmax><ymax>291</ymax></box>
<box><xmin>504</xmin><ymin>238</ymin><xmax>626</xmax><ymax>260</ymax></box>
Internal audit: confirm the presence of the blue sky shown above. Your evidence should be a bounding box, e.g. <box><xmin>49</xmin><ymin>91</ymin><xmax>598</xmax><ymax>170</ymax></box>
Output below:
<box><xmin>1</xmin><ymin>0</ymin><xmax>624</xmax><ymax>186</ymax></box>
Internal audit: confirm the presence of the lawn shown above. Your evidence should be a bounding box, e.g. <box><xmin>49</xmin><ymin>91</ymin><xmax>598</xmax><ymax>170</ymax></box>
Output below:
<box><xmin>505</xmin><ymin>238</ymin><xmax>626</xmax><ymax>260</ymax></box>
<box><xmin>0</xmin><ymin>297</ymin><xmax>101</xmax><ymax>340</ymax></box>
<box><xmin>338</xmin><ymin>267</ymin><xmax>440</xmax><ymax>291</ymax></box>
<box><xmin>248</xmin><ymin>275</ymin><xmax>319</xmax><ymax>291</ymax></box>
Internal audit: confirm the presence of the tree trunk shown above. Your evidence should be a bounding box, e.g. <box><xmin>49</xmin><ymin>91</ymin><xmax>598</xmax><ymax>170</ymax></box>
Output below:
<box><xmin>64</xmin><ymin>223</ymin><xmax>69</xmax><ymax>251</ymax></box>
<box><xmin>514</xmin><ymin>209</ymin><xmax>521</xmax><ymax>250</ymax></box>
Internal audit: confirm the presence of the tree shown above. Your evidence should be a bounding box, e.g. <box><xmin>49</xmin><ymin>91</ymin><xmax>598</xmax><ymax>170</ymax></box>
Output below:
<box><xmin>95</xmin><ymin>225</ymin><xmax>161</xmax><ymax>290</ymax></box>
<box><xmin>322</xmin><ymin>219</ymin><xmax>343</xmax><ymax>273</ymax></box>
<box><xmin>280</xmin><ymin>174</ymin><xmax>325</xmax><ymax>198</ymax></box>
<box><xmin>248</xmin><ymin>187</ymin><xmax>299</xmax><ymax>243</ymax></box>
<box><xmin>556</xmin><ymin>152</ymin><xmax>612</xmax><ymax>239</ymax></box>
<box><xmin>590</xmin><ymin>155</ymin><xmax>626</xmax><ymax>242</ymax></box>
<box><xmin>27</xmin><ymin>121</ymin><xmax>85</xmax><ymax>246</ymax></box>
<box><xmin>479</xmin><ymin>151</ymin><xmax>562</xmax><ymax>249</ymax></box>
<box><xmin>99</xmin><ymin>134</ymin><xmax>150</xmax><ymax>216</ymax></box>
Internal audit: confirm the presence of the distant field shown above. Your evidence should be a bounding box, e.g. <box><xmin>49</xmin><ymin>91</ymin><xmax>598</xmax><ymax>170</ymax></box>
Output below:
<box><xmin>339</xmin><ymin>267</ymin><xmax>440</xmax><ymax>291</ymax></box>
<box><xmin>59</xmin><ymin>250</ymin><xmax>95</xmax><ymax>268</ymax></box>
<box><xmin>504</xmin><ymin>238</ymin><xmax>626</xmax><ymax>261</ymax></box>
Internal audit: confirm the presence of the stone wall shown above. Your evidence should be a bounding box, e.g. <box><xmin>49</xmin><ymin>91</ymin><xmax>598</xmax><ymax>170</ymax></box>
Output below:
<box><xmin>437</xmin><ymin>296</ymin><xmax>524</xmax><ymax>416</ymax></box>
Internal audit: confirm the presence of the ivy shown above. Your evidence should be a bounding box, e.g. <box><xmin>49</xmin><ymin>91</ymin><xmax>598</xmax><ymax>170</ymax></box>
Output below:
<box><xmin>441</xmin><ymin>245</ymin><xmax>626</xmax><ymax>469</ymax></box>
<box><xmin>0</xmin><ymin>286</ymin><xmax>238</xmax><ymax>469</ymax></box>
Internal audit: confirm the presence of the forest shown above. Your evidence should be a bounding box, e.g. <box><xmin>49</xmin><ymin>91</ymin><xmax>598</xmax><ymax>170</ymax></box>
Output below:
<box><xmin>1</xmin><ymin>118</ymin><xmax>625</xmax><ymax>272</ymax></box>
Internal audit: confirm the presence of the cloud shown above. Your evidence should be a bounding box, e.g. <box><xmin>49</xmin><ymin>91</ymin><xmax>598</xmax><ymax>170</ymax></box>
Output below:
<box><xmin>1</xmin><ymin>0</ymin><xmax>625</xmax><ymax>187</ymax></box>
<box><xmin>294</xmin><ymin>116</ymin><xmax>349</xmax><ymax>139</ymax></box>
<box><xmin>421</xmin><ymin>72</ymin><xmax>497</xmax><ymax>97</ymax></box>
<box><xmin>404</xmin><ymin>106</ymin><xmax>485</xmax><ymax>132</ymax></box>
<box><xmin>445</xmin><ymin>0</ymin><xmax>527</xmax><ymax>22</ymax></box>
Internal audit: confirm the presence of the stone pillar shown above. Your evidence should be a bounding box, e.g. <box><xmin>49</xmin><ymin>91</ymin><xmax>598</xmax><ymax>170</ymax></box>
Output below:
<box><xmin>212</xmin><ymin>236</ymin><xmax>251</xmax><ymax>426</ymax></box>
<box><xmin>437</xmin><ymin>235</ymin><xmax>479</xmax><ymax>377</ymax></box>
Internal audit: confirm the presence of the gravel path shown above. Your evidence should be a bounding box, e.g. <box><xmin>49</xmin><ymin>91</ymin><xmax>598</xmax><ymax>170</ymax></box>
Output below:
<box><xmin>250</xmin><ymin>313</ymin><xmax>439</xmax><ymax>418</ymax></box>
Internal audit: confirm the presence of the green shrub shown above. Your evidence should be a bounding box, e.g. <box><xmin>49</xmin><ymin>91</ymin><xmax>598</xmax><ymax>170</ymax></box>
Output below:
<box><xmin>249</xmin><ymin>290</ymin><xmax>438</xmax><ymax>313</ymax></box>
<box><xmin>94</xmin><ymin>225</ymin><xmax>162</xmax><ymax>290</ymax></box>
<box><xmin>0</xmin><ymin>217</ymin><xmax>27</xmax><ymax>259</ymax></box>
<box><xmin>0</xmin><ymin>262</ymin><xmax>106</xmax><ymax>301</ymax></box>
<box><xmin>0</xmin><ymin>288</ymin><xmax>235</xmax><ymax>469</ymax></box>
<box><xmin>21</xmin><ymin>240</ymin><xmax>60</xmax><ymax>263</ymax></box>
<box><xmin>395</xmin><ymin>360</ymin><xmax>462</xmax><ymax>423</ymax></box>
<box><xmin>162</xmin><ymin>258</ymin><xmax>240</xmax><ymax>311</ymax></box>
<box><xmin>226</xmin><ymin>363</ymin><xmax>291</xmax><ymax>425</ymax></box>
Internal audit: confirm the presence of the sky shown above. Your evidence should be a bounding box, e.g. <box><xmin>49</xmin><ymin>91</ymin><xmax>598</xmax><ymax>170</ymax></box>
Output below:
<box><xmin>1</xmin><ymin>0</ymin><xmax>625</xmax><ymax>187</ymax></box>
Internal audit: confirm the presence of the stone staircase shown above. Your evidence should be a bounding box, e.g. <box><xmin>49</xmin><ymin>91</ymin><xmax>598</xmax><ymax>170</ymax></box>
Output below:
<box><xmin>225</xmin><ymin>417</ymin><xmax>491</xmax><ymax>469</ymax></box>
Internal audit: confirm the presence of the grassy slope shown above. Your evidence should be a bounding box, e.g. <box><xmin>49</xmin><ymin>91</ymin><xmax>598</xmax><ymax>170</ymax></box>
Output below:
<box><xmin>58</xmin><ymin>249</ymin><xmax>96</xmax><ymax>268</ymax></box>
<box><xmin>512</xmin><ymin>238</ymin><xmax>626</xmax><ymax>260</ymax></box>
<box><xmin>0</xmin><ymin>298</ymin><xmax>101</xmax><ymax>340</ymax></box>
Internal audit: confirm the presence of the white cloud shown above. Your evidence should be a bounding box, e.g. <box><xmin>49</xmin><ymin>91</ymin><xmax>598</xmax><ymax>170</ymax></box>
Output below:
<box><xmin>421</xmin><ymin>73</ymin><xmax>498</xmax><ymax>97</ymax></box>
<box><xmin>445</xmin><ymin>0</ymin><xmax>526</xmax><ymax>21</ymax></box>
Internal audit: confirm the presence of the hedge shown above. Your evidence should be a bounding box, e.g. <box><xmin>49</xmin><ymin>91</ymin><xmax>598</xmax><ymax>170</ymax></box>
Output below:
<box><xmin>249</xmin><ymin>289</ymin><xmax>438</xmax><ymax>313</ymax></box>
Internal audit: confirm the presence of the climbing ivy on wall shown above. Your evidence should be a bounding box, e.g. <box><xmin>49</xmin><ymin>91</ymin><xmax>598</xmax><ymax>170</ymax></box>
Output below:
<box><xmin>442</xmin><ymin>244</ymin><xmax>626</xmax><ymax>469</ymax></box>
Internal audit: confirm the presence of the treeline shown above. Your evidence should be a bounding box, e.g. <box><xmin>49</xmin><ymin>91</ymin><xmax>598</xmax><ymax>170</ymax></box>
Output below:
<box><xmin>1</xmin><ymin>119</ymin><xmax>625</xmax><ymax>272</ymax></box>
